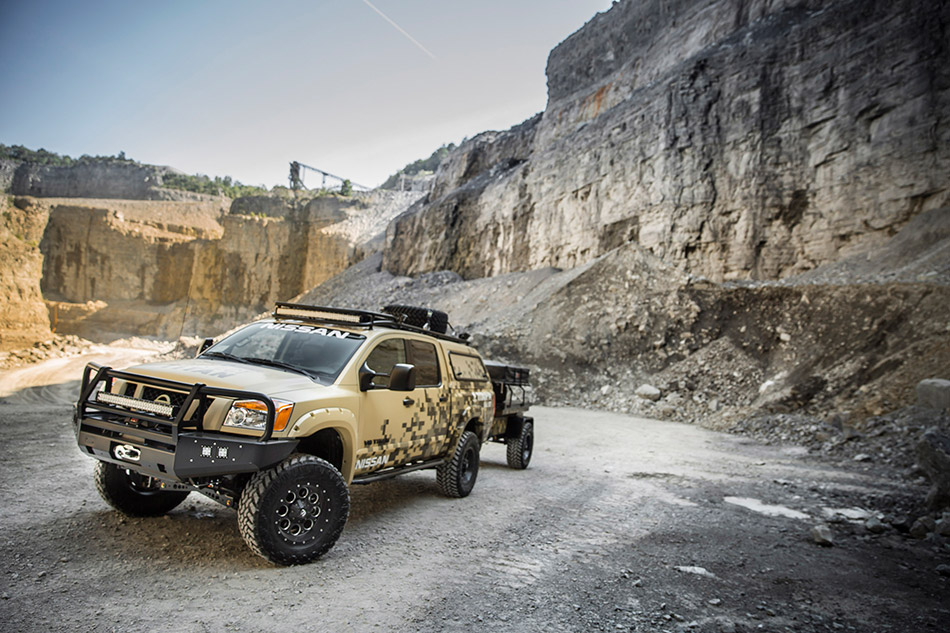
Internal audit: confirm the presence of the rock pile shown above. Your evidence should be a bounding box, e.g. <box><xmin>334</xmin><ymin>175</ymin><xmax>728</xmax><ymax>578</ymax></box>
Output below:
<box><xmin>0</xmin><ymin>334</ymin><xmax>91</xmax><ymax>370</ymax></box>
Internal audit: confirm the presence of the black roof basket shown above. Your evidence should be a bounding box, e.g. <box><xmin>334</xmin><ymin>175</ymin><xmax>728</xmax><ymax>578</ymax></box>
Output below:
<box><xmin>272</xmin><ymin>302</ymin><xmax>471</xmax><ymax>345</ymax></box>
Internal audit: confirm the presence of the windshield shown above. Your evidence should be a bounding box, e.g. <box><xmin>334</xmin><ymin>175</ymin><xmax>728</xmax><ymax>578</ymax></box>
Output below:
<box><xmin>202</xmin><ymin>321</ymin><xmax>365</xmax><ymax>384</ymax></box>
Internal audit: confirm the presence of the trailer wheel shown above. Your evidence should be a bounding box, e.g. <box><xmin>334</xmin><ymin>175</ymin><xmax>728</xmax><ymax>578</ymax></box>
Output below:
<box><xmin>506</xmin><ymin>420</ymin><xmax>534</xmax><ymax>469</ymax></box>
<box><xmin>437</xmin><ymin>431</ymin><xmax>480</xmax><ymax>498</ymax></box>
<box><xmin>94</xmin><ymin>461</ymin><xmax>189</xmax><ymax>517</ymax></box>
<box><xmin>238</xmin><ymin>454</ymin><xmax>349</xmax><ymax>566</ymax></box>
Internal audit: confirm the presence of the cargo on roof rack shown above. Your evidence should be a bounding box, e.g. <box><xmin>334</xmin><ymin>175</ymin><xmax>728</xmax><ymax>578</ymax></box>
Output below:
<box><xmin>273</xmin><ymin>302</ymin><xmax>471</xmax><ymax>345</ymax></box>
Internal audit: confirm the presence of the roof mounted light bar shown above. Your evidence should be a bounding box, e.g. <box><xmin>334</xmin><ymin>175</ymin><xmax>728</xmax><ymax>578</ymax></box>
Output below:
<box><xmin>273</xmin><ymin>302</ymin><xmax>392</xmax><ymax>326</ymax></box>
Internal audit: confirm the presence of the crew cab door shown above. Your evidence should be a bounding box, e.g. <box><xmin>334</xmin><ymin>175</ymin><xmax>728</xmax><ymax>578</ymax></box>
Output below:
<box><xmin>355</xmin><ymin>337</ymin><xmax>450</xmax><ymax>475</ymax></box>
<box><xmin>405</xmin><ymin>338</ymin><xmax>450</xmax><ymax>459</ymax></box>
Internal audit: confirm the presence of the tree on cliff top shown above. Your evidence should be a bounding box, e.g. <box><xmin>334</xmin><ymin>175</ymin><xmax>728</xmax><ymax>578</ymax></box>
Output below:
<box><xmin>0</xmin><ymin>144</ymin><xmax>136</xmax><ymax>167</ymax></box>
<box><xmin>380</xmin><ymin>143</ymin><xmax>456</xmax><ymax>190</ymax></box>
<box><xmin>160</xmin><ymin>172</ymin><xmax>269</xmax><ymax>198</ymax></box>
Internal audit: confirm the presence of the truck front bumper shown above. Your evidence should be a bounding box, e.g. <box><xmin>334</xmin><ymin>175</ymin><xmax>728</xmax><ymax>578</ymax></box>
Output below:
<box><xmin>77</xmin><ymin>428</ymin><xmax>297</xmax><ymax>480</ymax></box>
<box><xmin>74</xmin><ymin>363</ymin><xmax>298</xmax><ymax>482</ymax></box>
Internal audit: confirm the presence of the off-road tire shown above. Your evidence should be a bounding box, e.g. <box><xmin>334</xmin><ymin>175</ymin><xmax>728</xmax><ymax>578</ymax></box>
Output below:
<box><xmin>383</xmin><ymin>304</ymin><xmax>449</xmax><ymax>334</ymax></box>
<box><xmin>94</xmin><ymin>461</ymin><xmax>189</xmax><ymax>517</ymax></box>
<box><xmin>238</xmin><ymin>454</ymin><xmax>349</xmax><ymax>566</ymax></box>
<box><xmin>506</xmin><ymin>420</ymin><xmax>534</xmax><ymax>469</ymax></box>
<box><xmin>437</xmin><ymin>431</ymin><xmax>480</xmax><ymax>498</ymax></box>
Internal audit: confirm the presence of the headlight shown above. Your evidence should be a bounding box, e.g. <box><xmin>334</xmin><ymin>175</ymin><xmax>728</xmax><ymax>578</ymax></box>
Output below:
<box><xmin>223</xmin><ymin>399</ymin><xmax>294</xmax><ymax>432</ymax></box>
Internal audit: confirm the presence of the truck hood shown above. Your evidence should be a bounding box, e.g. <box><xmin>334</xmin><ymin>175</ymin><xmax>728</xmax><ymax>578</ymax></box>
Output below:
<box><xmin>124</xmin><ymin>358</ymin><xmax>323</xmax><ymax>397</ymax></box>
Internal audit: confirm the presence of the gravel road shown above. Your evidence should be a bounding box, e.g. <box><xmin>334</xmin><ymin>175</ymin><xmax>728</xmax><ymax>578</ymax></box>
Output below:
<box><xmin>0</xmin><ymin>395</ymin><xmax>947</xmax><ymax>632</ymax></box>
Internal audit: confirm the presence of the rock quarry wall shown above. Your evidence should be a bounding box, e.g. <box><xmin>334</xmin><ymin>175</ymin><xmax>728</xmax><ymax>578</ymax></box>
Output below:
<box><xmin>384</xmin><ymin>0</ymin><xmax>950</xmax><ymax>281</ymax></box>
<box><xmin>0</xmin><ymin>197</ymin><xmax>51</xmax><ymax>350</ymax></box>
<box><xmin>9</xmin><ymin>162</ymin><xmax>220</xmax><ymax>202</ymax></box>
<box><xmin>0</xmin><ymin>160</ymin><xmax>17</xmax><ymax>193</ymax></box>
<box><xmin>1</xmin><ymin>190</ymin><xmax>420</xmax><ymax>344</ymax></box>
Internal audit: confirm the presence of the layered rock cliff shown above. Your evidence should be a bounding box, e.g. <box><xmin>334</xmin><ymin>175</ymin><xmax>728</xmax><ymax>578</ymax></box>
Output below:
<box><xmin>385</xmin><ymin>0</ymin><xmax>949</xmax><ymax>281</ymax></box>
<box><xmin>9</xmin><ymin>162</ymin><xmax>215</xmax><ymax>201</ymax></box>
<box><xmin>0</xmin><ymin>197</ymin><xmax>51</xmax><ymax>350</ymax></box>
<box><xmin>6</xmin><ymin>190</ymin><xmax>420</xmax><ymax>342</ymax></box>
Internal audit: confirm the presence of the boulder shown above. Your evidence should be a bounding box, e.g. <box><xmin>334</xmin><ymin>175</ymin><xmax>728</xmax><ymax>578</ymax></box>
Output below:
<box><xmin>865</xmin><ymin>516</ymin><xmax>887</xmax><ymax>534</ymax></box>
<box><xmin>635</xmin><ymin>384</ymin><xmax>662</xmax><ymax>401</ymax></box>
<box><xmin>917</xmin><ymin>428</ymin><xmax>950</xmax><ymax>510</ymax></box>
<box><xmin>811</xmin><ymin>524</ymin><xmax>834</xmax><ymax>546</ymax></box>
<box><xmin>916</xmin><ymin>379</ymin><xmax>950</xmax><ymax>411</ymax></box>
<box><xmin>910</xmin><ymin>516</ymin><xmax>936</xmax><ymax>539</ymax></box>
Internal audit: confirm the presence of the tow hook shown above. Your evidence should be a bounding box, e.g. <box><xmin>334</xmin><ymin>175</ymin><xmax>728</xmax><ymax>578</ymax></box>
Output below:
<box><xmin>114</xmin><ymin>444</ymin><xmax>141</xmax><ymax>462</ymax></box>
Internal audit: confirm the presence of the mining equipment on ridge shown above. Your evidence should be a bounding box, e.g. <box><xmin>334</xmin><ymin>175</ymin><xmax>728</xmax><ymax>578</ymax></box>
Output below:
<box><xmin>289</xmin><ymin>161</ymin><xmax>370</xmax><ymax>192</ymax></box>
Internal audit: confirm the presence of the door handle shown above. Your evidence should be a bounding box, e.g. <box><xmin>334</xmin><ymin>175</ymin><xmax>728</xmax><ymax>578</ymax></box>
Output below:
<box><xmin>403</xmin><ymin>397</ymin><xmax>415</xmax><ymax>407</ymax></box>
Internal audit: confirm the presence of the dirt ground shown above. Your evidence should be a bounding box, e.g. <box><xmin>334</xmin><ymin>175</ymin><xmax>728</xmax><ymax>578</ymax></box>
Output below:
<box><xmin>0</xmin><ymin>355</ymin><xmax>947</xmax><ymax>633</ymax></box>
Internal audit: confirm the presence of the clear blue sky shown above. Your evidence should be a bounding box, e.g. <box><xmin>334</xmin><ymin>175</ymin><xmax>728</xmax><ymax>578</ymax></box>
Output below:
<box><xmin>0</xmin><ymin>0</ymin><xmax>612</xmax><ymax>188</ymax></box>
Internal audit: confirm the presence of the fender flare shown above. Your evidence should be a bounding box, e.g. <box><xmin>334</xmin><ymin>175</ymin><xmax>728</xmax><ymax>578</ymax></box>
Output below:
<box><xmin>289</xmin><ymin>407</ymin><xmax>359</xmax><ymax>483</ymax></box>
<box><xmin>460</xmin><ymin>393</ymin><xmax>494</xmax><ymax>444</ymax></box>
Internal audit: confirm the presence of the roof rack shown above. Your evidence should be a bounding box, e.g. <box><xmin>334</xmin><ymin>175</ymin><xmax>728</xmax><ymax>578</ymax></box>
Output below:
<box><xmin>272</xmin><ymin>302</ymin><xmax>472</xmax><ymax>345</ymax></box>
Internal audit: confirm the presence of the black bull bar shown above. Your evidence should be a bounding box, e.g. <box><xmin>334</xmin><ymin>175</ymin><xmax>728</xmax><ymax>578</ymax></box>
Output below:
<box><xmin>74</xmin><ymin>363</ymin><xmax>297</xmax><ymax>481</ymax></box>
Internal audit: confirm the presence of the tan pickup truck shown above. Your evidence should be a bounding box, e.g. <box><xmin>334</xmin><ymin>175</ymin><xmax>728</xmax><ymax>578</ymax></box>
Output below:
<box><xmin>74</xmin><ymin>303</ymin><xmax>533</xmax><ymax>565</ymax></box>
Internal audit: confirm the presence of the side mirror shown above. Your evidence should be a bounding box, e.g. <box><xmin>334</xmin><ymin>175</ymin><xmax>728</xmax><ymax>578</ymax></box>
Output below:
<box><xmin>197</xmin><ymin>337</ymin><xmax>214</xmax><ymax>357</ymax></box>
<box><xmin>359</xmin><ymin>364</ymin><xmax>376</xmax><ymax>391</ymax></box>
<box><xmin>389</xmin><ymin>363</ymin><xmax>417</xmax><ymax>392</ymax></box>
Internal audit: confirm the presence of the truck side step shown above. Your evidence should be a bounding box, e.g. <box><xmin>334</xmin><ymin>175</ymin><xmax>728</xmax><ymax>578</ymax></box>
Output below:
<box><xmin>352</xmin><ymin>458</ymin><xmax>444</xmax><ymax>484</ymax></box>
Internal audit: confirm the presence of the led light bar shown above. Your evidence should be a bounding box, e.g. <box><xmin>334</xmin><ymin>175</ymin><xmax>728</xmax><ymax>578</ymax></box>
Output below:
<box><xmin>274</xmin><ymin>305</ymin><xmax>363</xmax><ymax>323</ymax></box>
<box><xmin>96</xmin><ymin>391</ymin><xmax>174</xmax><ymax>417</ymax></box>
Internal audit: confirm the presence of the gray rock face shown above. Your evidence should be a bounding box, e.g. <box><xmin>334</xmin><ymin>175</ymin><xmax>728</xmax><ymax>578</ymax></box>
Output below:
<box><xmin>384</xmin><ymin>0</ymin><xmax>950</xmax><ymax>282</ymax></box>
<box><xmin>10</xmin><ymin>162</ymin><xmax>195</xmax><ymax>201</ymax></box>
<box><xmin>917</xmin><ymin>428</ymin><xmax>950</xmax><ymax>510</ymax></box>
<box><xmin>383</xmin><ymin>115</ymin><xmax>540</xmax><ymax>279</ymax></box>
<box><xmin>0</xmin><ymin>160</ymin><xmax>17</xmax><ymax>193</ymax></box>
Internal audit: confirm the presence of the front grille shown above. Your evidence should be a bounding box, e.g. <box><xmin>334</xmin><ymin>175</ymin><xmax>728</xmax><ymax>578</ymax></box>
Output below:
<box><xmin>141</xmin><ymin>386</ymin><xmax>188</xmax><ymax>411</ymax></box>
<box><xmin>134</xmin><ymin>385</ymin><xmax>211</xmax><ymax>428</ymax></box>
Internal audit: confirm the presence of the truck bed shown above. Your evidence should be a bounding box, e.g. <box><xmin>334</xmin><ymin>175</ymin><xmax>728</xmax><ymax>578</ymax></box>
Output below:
<box><xmin>484</xmin><ymin>360</ymin><xmax>531</xmax><ymax>417</ymax></box>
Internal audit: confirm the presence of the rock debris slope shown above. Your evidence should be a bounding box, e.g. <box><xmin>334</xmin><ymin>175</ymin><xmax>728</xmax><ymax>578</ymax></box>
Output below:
<box><xmin>305</xmin><ymin>209</ymin><xmax>950</xmax><ymax>472</ymax></box>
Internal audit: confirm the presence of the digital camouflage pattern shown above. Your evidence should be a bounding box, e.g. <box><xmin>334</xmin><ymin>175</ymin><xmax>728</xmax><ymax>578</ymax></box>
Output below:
<box><xmin>109</xmin><ymin>320</ymin><xmax>495</xmax><ymax>484</ymax></box>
